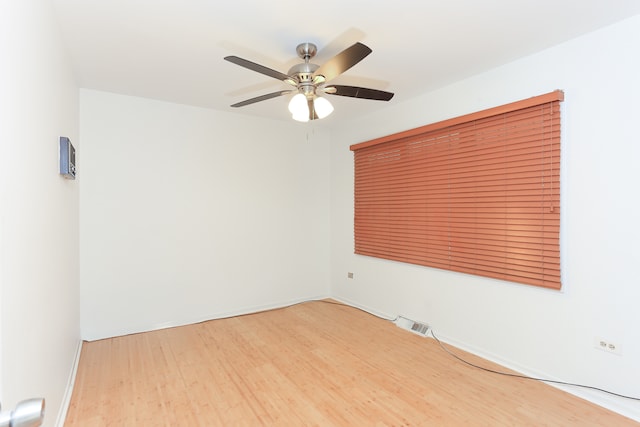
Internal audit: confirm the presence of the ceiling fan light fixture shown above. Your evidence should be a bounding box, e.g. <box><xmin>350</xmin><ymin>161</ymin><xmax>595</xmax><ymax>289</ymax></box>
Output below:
<box><xmin>291</xmin><ymin>111</ymin><xmax>310</xmax><ymax>122</ymax></box>
<box><xmin>313</xmin><ymin>96</ymin><xmax>334</xmax><ymax>119</ymax></box>
<box><xmin>289</xmin><ymin>93</ymin><xmax>310</xmax><ymax>122</ymax></box>
<box><xmin>288</xmin><ymin>93</ymin><xmax>308</xmax><ymax>116</ymax></box>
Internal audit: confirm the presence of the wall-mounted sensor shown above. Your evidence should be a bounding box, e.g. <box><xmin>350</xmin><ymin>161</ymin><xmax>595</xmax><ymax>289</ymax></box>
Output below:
<box><xmin>59</xmin><ymin>136</ymin><xmax>76</xmax><ymax>179</ymax></box>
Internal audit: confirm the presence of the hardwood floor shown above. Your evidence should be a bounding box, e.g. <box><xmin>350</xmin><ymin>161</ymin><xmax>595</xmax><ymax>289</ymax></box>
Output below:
<box><xmin>65</xmin><ymin>300</ymin><xmax>638</xmax><ymax>426</ymax></box>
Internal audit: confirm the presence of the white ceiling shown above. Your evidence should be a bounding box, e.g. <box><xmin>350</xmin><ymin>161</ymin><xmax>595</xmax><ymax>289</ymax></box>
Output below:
<box><xmin>52</xmin><ymin>0</ymin><xmax>640</xmax><ymax>125</ymax></box>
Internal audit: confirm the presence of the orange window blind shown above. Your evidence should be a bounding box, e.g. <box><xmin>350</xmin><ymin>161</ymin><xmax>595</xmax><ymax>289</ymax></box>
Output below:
<box><xmin>350</xmin><ymin>91</ymin><xmax>564</xmax><ymax>289</ymax></box>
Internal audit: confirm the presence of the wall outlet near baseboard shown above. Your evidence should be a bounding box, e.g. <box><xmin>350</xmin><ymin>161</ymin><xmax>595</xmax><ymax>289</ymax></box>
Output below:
<box><xmin>594</xmin><ymin>337</ymin><xmax>622</xmax><ymax>356</ymax></box>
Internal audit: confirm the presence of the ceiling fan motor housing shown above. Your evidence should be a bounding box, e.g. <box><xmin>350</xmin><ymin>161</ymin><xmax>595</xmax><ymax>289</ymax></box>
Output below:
<box><xmin>290</xmin><ymin>43</ymin><xmax>323</xmax><ymax>97</ymax></box>
<box><xmin>288</xmin><ymin>62</ymin><xmax>319</xmax><ymax>97</ymax></box>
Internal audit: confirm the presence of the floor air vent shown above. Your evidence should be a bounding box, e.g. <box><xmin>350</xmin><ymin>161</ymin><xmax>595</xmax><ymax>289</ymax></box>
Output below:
<box><xmin>395</xmin><ymin>316</ymin><xmax>430</xmax><ymax>337</ymax></box>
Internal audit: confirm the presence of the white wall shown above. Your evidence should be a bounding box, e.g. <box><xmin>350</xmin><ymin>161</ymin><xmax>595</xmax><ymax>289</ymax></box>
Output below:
<box><xmin>330</xmin><ymin>15</ymin><xmax>640</xmax><ymax>420</ymax></box>
<box><xmin>79</xmin><ymin>90</ymin><xmax>331</xmax><ymax>340</ymax></box>
<box><xmin>0</xmin><ymin>1</ymin><xmax>80</xmax><ymax>426</ymax></box>
<box><xmin>2</xmin><ymin>2</ymin><xmax>635</xmax><ymax>423</ymax></box>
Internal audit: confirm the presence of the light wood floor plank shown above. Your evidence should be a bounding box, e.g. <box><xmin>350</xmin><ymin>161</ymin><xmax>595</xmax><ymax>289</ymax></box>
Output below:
<box><xmin>65</xmin><ymin>300</ymin><xmax>638</xmax><ymax>426</ymax></box>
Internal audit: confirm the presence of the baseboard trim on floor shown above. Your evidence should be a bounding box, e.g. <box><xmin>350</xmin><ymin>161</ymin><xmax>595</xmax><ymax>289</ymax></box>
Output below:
<box><xmin>330</xmin><ymin>296</ymin><xmax>397</xmax><ymax>322</ymax></box>
<box><xmin>82</xmin><ymin>294</ymin><xmax>332</xmax><ymax>342</ymax></box>
<box><xmin>55</xmin><ymin>339</ymin><xmax>83</xmax><ymax>427</ymax></box>
<box><xmin>330</xmin><ymin>297</ymin><xmax>640</xmax><ymax>423</ymax></box>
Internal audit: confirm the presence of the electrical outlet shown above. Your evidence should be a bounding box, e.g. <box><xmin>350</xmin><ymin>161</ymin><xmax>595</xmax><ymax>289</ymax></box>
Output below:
<box><xmin>594</xmin><ymin>337</ymin><xmax>622</xmax><ymax>356</ymax></box>
<box><xmin>347</xmin><ymin>272</ymin><xmax>354</xmax><ymax>279</ymax></box>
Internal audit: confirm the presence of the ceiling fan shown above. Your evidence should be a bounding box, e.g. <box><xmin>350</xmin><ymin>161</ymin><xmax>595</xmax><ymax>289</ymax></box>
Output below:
<box><xmin>224</xmin><ymin>42</ymin><xmax>394</xmax><ymax>122</ymax></box>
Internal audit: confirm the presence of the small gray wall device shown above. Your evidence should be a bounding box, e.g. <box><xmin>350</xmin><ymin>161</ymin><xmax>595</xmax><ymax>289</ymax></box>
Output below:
<box><xmin>59</xmin><ymin>136</ymin><xmax>76</xmax><ymax>179</ymax></box>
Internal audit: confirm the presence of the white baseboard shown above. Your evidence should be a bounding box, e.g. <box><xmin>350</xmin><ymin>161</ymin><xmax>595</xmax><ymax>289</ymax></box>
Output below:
<box><xmin>435</xmin><ymin>333</ymin><xmax>640</xmax><ymax>422</ymax></box>
<box><xmin>330</xmin><ymin>296</ymin><xmax>397</xmax><ymax>321</ymax></box>
<box><xmin>55</xmin><ymin>339</ymin><xmax>83</xmax><ymax>427</ymax></box>
<box><xmin>152</xmin><ymin>294</ymin><xmax>333</xmax><ymax>332</ymax></box>
<box><xmin>330</xmin><ymin>298</ymin><xmax>640</xmax><ymax>423</ymax></box>
<box><xmin>82</xmin><ymin>294</ymin><xmax>332</xmax><ymax>341</ymax></box>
